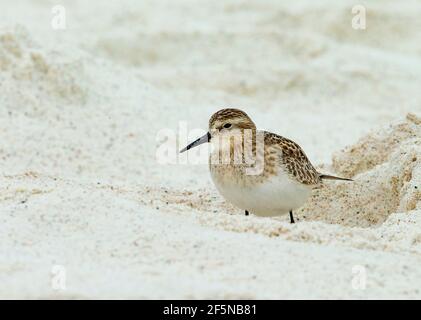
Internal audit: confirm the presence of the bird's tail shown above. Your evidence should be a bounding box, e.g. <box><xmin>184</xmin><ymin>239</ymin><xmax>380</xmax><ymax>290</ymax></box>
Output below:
<box><xmin>319</xmin><ymin>174</ymin><xmax>353</xmax><ymax>182</ymax></box>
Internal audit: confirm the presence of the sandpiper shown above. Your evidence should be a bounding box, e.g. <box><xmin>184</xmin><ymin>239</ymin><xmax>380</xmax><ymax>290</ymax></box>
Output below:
<box><xmin>180</xmin><ymin>108</ymin><xmax>352</xmax><ymax>223</ymax></box>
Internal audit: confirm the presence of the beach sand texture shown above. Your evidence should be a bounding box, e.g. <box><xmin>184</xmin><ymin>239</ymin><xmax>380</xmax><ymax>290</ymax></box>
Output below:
<box><xmin>0</xmin><ymin>0</ymin><xmax>420</xmax><ymax>298</ymax></box>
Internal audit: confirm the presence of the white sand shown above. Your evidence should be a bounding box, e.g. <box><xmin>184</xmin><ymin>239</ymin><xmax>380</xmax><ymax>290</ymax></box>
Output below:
<box><xmin>0</xmin><ymin>0</ymin><xmax>420</xmax><ymax>299</ymax></box>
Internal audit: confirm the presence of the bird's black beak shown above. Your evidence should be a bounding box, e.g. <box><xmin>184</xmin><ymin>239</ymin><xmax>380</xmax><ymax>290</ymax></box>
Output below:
<box><xmin>180</xmin><ymin>132</ymin><xmax>211</xmax><ymax>153</ymax></box>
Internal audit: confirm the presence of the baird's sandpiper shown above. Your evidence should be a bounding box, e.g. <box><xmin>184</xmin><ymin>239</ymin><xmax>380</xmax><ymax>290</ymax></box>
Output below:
<box><xmin>180</xmin><ymin>108</ymin><xmax>352</xmax><ymax>223</ymax></box>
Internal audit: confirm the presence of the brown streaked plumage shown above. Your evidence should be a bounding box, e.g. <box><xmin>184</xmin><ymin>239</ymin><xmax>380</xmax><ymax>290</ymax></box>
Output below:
<box><xmin>264</xmin><ymin>132</ymin><xmax>321</xmax><ymax>185</ymax></box>
<box><xmin>181</xmin><ymin>108</ymin><xmax>352</xmax><ymax>223</ymax></box>
<box><xmin>209</xmin><ymin>108</ymin><xmax>256</xmax><ymax>131</ymax></box>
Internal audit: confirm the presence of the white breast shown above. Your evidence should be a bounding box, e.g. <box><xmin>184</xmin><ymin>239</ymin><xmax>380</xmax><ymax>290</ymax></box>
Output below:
<box><xmin>211</xmin><ymin>169</ymin><xmax>312</xmax><ymax>217</ymax></box>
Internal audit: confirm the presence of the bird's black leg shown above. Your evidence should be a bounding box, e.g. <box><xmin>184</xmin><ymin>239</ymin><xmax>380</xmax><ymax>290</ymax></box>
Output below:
<box><xmin>289</xmin><ymin>210</ymin><xmax>295</xmax><ymax>224</ymax></box>
<box><xmin>245</xmin><ymin>210</ymin><xmax>249</xmax><ymax>216</ymax></box>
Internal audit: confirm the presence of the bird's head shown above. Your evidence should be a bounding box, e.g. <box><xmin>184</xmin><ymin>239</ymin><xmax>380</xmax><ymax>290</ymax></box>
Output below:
<box><xmin>180</xmin><ymin>108</ymin><xmax>256</xmax><ymax>153</ymax></box>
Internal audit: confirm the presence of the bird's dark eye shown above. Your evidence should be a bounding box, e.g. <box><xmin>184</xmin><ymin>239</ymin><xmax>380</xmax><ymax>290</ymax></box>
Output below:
<box><xmin>223</xmin><ymin>123</ymin><xmax>232</xmax><ymax>129</ymax></box>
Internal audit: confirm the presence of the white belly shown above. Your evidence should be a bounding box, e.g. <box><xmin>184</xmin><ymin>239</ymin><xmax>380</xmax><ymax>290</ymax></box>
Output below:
<box><xmin>211</xmin><ymin>170</ymin><xmax>312</xmax><ymax>217</ymax></box>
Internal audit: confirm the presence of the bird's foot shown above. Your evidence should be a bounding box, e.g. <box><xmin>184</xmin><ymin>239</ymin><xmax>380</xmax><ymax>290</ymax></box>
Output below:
<box><xmin>289</xmin><ymin>211</ymin><xmax>295</xmax><ymax>224</ymax></box>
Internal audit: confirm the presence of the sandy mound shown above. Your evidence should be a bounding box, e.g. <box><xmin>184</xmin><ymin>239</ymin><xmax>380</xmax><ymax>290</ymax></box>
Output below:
<box><xmin>302</xmin><ymin>113</ymin><xmax>421</xmax><ymax>227</ymax></box>
<box><xmin>0</xmin><ymin>26</ymin><xmax>87</xmax><ymax>115</ymax></box>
